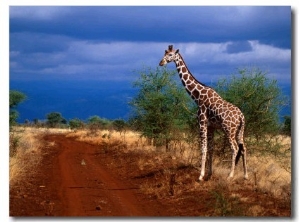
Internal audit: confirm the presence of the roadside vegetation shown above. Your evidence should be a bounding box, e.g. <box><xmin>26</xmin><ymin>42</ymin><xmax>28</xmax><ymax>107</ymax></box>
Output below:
<box><xmin>9</xmin><ymin>127</ymin><xmax>69</xmax><ymax>186</ymax></box>
<box><xmin>9</xmin><ymin>66</ymin><xmax>291</xmax><ymax>216</ymax></box>
<box><xmin>68</xmin><ymin>128</ymin><xmax>291</xmax><ymax>216</ymax></box>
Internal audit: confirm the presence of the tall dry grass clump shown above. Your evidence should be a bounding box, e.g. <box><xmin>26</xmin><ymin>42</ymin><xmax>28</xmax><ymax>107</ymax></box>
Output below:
<box><xmin>66</xmin><ymin>129</ymin><xmax>156</xmax><ymax>152</ymax></box>
<box><xmin>9</xmin><ymin>127</ymin><xmax>69</xmax><ymax>186</ymax></box>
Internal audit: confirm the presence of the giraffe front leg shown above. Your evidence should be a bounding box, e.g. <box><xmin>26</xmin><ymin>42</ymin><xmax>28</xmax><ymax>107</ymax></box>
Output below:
<box><xmin>207</xmin><ymin>127</ymin><xmax>214</xmax><ymax>180</ymax></box>
<box><xmin>198</xmin><ymin>135</ymin><xmax>207</xmax><ymax>181</ymax></box>
<box><xmin>198</xmin><ymin>112</ymin><xmax>208</xmax><ymax>182</ymax></box>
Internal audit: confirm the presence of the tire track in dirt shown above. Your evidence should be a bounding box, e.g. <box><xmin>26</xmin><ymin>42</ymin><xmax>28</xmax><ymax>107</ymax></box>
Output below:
<box><xmin>46</xmin><ymin>134</ymin><xmax>148</xmax><ymax>216</ymax></box>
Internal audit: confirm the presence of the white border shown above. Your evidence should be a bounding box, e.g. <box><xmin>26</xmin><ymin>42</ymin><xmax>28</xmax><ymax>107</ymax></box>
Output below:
<box><xmin>2</xmin><ymin>1</ymin><xmax>297</xmax><ymax>222</ymax></box>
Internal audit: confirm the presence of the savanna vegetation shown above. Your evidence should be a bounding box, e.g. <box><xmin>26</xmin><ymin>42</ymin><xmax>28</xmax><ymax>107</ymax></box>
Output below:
<box><xmin>9</xmin><ymin>66</ymin><xmax>291</xmax><ymax>216</ymax></box>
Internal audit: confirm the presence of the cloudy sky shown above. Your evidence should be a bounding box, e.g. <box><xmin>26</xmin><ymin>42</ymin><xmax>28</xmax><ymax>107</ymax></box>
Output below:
<box><xmin>9</xmin><ymin>6</ymin><xmax>291</xmax><ymax>83</ymax></box>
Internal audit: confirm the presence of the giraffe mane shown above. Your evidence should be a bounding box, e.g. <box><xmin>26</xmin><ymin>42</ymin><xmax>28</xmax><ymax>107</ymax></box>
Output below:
<box><xmin>177</xmin><ymin>52</ymin><xmax>211</xmax><ymax>89</ymax></box>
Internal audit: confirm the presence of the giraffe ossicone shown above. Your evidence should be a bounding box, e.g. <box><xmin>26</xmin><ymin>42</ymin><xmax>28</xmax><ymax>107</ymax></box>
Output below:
<box><xmin>159</xmin><ymin>45</ymin><xmax>249</xmax><ymax>181</ymax></box>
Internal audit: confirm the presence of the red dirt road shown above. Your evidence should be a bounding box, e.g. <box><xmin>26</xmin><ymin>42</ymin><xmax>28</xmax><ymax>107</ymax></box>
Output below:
<box><xmin>53</xmin><ymin>134</ymin><xmax>148</xmax><ymax>216</ymax></box>
<box><xmin>10</xmin><ymin>133</ymin><xmax>291</xmax><ymax>217</ymax></box>
<box><xmin>10</xmin><ymin>134</ymin><xmax>164</xmax><ymax>216</ymax></box>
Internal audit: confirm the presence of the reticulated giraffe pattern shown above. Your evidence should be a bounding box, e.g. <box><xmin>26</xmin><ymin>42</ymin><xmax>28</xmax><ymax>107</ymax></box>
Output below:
<box><xmin>159</xmin><ymin>45</ymin><xmax>248</xmax><ymax>181</ymax></box>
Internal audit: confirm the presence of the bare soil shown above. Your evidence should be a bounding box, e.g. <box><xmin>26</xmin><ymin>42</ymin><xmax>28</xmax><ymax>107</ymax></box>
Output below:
<box><xmin>9</xmin><ymin>134</ymin><xmax>291</xmax><ymax>217</ymax></box>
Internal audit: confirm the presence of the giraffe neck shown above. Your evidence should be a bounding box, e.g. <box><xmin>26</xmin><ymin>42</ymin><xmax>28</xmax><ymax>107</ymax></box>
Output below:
<box><xmin>174</xmin><ymin>53</ymin><xmax>208</xmax><ymax>101</ymax></box>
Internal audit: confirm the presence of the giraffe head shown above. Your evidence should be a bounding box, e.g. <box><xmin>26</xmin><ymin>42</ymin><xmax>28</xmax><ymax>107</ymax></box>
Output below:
<box><xmin>159</xmin><ymin>45</ymin><xmax>179</xmax><ymax>66</ymax></box>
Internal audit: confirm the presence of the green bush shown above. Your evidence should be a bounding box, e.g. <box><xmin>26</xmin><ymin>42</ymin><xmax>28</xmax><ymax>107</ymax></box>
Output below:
<box><xmin>46</xmin><ymin>112</ymin><xmax>67</xmax><ymax>128</ymax></box>
<box><xmin>215</xmin><ymin>67</ymin><xmax>287</xmax><ymax>139</ymax></box>
<box><xmin>9</xmin><ymin>90</ymin><xmax>26</xmax><ymax>128</ymax></box>
<box><xmin>69</xmin><ymin>118</ymin><xmax>85</xmax><ymax>130</ymax></box>
<box><xmin>215</xmin><ymin>67</ymin><xmax>289</xmax><ymax>158</ymax></box>
<box><xmin>129</xmin><ymin>67</ymin><xmax>195</xmax><ymax>151</ymax></box>
<box><xmin>282</xmin><ymin>115</ymin><xmax>291</xmax><ymax>136</ymax></box>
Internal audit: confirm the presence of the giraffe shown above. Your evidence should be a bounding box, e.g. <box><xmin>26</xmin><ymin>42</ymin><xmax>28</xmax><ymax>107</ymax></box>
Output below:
<box><xmin>159</xmin><ymin>45</ymin><xmax>248</xmax><ymax>181</ymax></box>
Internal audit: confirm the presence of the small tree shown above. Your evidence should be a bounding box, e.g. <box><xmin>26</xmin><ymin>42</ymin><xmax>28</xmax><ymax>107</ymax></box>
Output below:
<box><xmin>46</xmin><ymin>112</ymin><xmax>66</xmax><ymax>128</ymax></box>
<box><xmin>216</xmin><ymin>67</ymin><xmax>287</xmax><ymax>139</ymax></box>
<box><xmin>215</xmin><ymin>67</ymin><xmax>289</xmax><ymax>158</ymax></box>
<box><xmin>282</xmin><ymin>115</ymin><xmax>291</xmax><ymax>136</ymax></box>
<box><xmin>113</xmin><ymin>119</ymin><xmax>127</xmax><ymax>134</ymax></box>
<box><xmin>33</xmin><ymin>118</ymin><xmax>44</xmax><ymax>128</ymax></box>
<box><xmin>88</xmin><ymin>116</ymin><xmax>111</xmax><ymax>129</ymax></box>
<box><xmin>9</xmin><ymin>90</ymin><xmax>26</xmax><ymax>127</ymax></box>
<box><xmin>129</xmin><ymin>67</ymin><xmax>195</xmax><ymax>151</ymax></box>
<box><xmin>113</xmin><ymin>119</ymin><xmax>128</xmax><ymax>141</ymax></box>
<box><xmin>69</xmin><ymin>118</ymin><xmax>85</xmax><ymax>130</ymax></box>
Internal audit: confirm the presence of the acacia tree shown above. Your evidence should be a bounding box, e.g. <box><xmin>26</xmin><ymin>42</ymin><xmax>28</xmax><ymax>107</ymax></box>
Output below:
<box><xmin>113</xmin><ymin>119</ymin><xmax>127</xmax><ymax>134</ymax></box>
<box><xmin>129</xmin><ymin>67</ymin><xmax>195</xmax><ymax>151</ymax></box>
<box><xmin>215</xmin><ymin>67</ymin><xmax>287</xmax><ymax>140</ymax></box>
<box><xmin>69</xmin><ymin>118</ymin><xmax>85</xmax><ymax>130</ymax></box>
<box><xmin>88</xmin><ymin>116</ymin><xmax>111</xmax><ymax>129</ymax></box>
<box><xmin>9</xmin><ymin>90</ymin><xmax>26</xmax><ymax>127</ymax></box>
<box><xmin>46</xmin><ymin>112</ymin><xmax>66</xmax><ymax>128</ymax></box>
<box><xmin>282</xmin><ymin>115</ymin><xmax>291</xmax><ymax>136</ymax></box>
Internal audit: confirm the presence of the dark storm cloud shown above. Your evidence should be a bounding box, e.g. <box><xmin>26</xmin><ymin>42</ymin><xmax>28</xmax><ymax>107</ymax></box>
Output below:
<box><xmin>10</xmin><ymin>32</ymin><xmax>70</xmax><ymax>53</ymax></box>
<box><xmin>10</xmin><ymin>6</ymin><xmax>291</xmax><ymax>48</ymax></box>
<box><xmin>225</xmin><ymin>41</ymin><xmax>253</xmax><ymax>54</ymax></box>
<box><xmin>9</xmin><ymin>6</ymin><xmax>291</xmax><ymax>84</ymax></box>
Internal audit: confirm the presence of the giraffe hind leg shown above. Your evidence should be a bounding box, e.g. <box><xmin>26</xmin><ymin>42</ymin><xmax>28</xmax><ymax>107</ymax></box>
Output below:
<box><xmin>240</xmin><ymin>143</ymin><xmax>249</xmax><ymax>179</ymax></box>
<box><xmin>236</xmin><ymin>120</ymin><xmax>248</xmax><ymax>179</ymax></box>
<box><xmin>235</xmin><ymin>143</ymin><xmax>249</xmax><ymax>180</ymax></box>
<box><xmin>235</xmin><ymin>143</ymin><xmax>243</xmax><ymax>165</ymax></box>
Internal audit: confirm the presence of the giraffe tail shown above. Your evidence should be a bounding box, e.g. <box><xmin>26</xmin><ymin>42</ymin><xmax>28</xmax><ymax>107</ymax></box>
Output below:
<box><xmin>235</xmin><ymin>144</ymin><xmax>243</xmax><ymax>165</ymax></box>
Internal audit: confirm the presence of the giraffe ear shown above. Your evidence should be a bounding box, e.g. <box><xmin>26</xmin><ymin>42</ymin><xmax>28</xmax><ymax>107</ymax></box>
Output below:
<box><xmin>175</xmin><ymin>49</ymin><xmax>179</xmax><ymax>53</ymax></box>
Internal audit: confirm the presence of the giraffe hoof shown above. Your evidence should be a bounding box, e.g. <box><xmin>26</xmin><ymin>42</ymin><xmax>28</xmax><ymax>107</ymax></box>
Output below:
<box><xmin>206</xmin><ymin>174</ymin><xmax>212</xmax><ymax>181</ymax></box>
<box><xmin>244</xmin><ymin>175</ymin><xmax>249</xmax><ymax>180</ymax></box>
<box><xmin>227</xmin><ymin>176</ymin><xmax>233</xmax><ymax>181</ymax></box>
<box><xmin>197</xmin><ymin>177</ymin><xmax>203</xmax><ymax>182</ymax></box>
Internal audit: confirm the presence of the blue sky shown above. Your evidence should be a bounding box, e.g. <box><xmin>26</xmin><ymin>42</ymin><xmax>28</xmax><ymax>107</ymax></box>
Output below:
<box><xmin>10</xmin><ymin>6</ymin><xmax>291</xmax><ymax>84</ymax></box>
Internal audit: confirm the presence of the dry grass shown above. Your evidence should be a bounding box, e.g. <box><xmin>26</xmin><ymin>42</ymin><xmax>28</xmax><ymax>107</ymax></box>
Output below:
<box><xmin>68</xmin><ymin>127</ymin><xmax>291</xmax><ymax>200</ymax></box>
<box><xmin>67</xmin><ymin>128</ymin><xmax>291</xmax><ymax>201</ymax></box>
<box><xmin>10</xmin><ymin>126</ymin><xmax>291</xmax><ymax>208</ymax></box>
<box><xmin>212</xmin><ymin>155</ymin><xmax>291</xmax><ymax>198</ymax></box>
<box><xmin>9</xmin><ymin>127</ymin><xmax>69</xmax><ymax>186</ymax></box>
<box><xmin>66</xmin><ymin>129</ymin><xmax>155</xmax><ymax>152</ymax></box>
